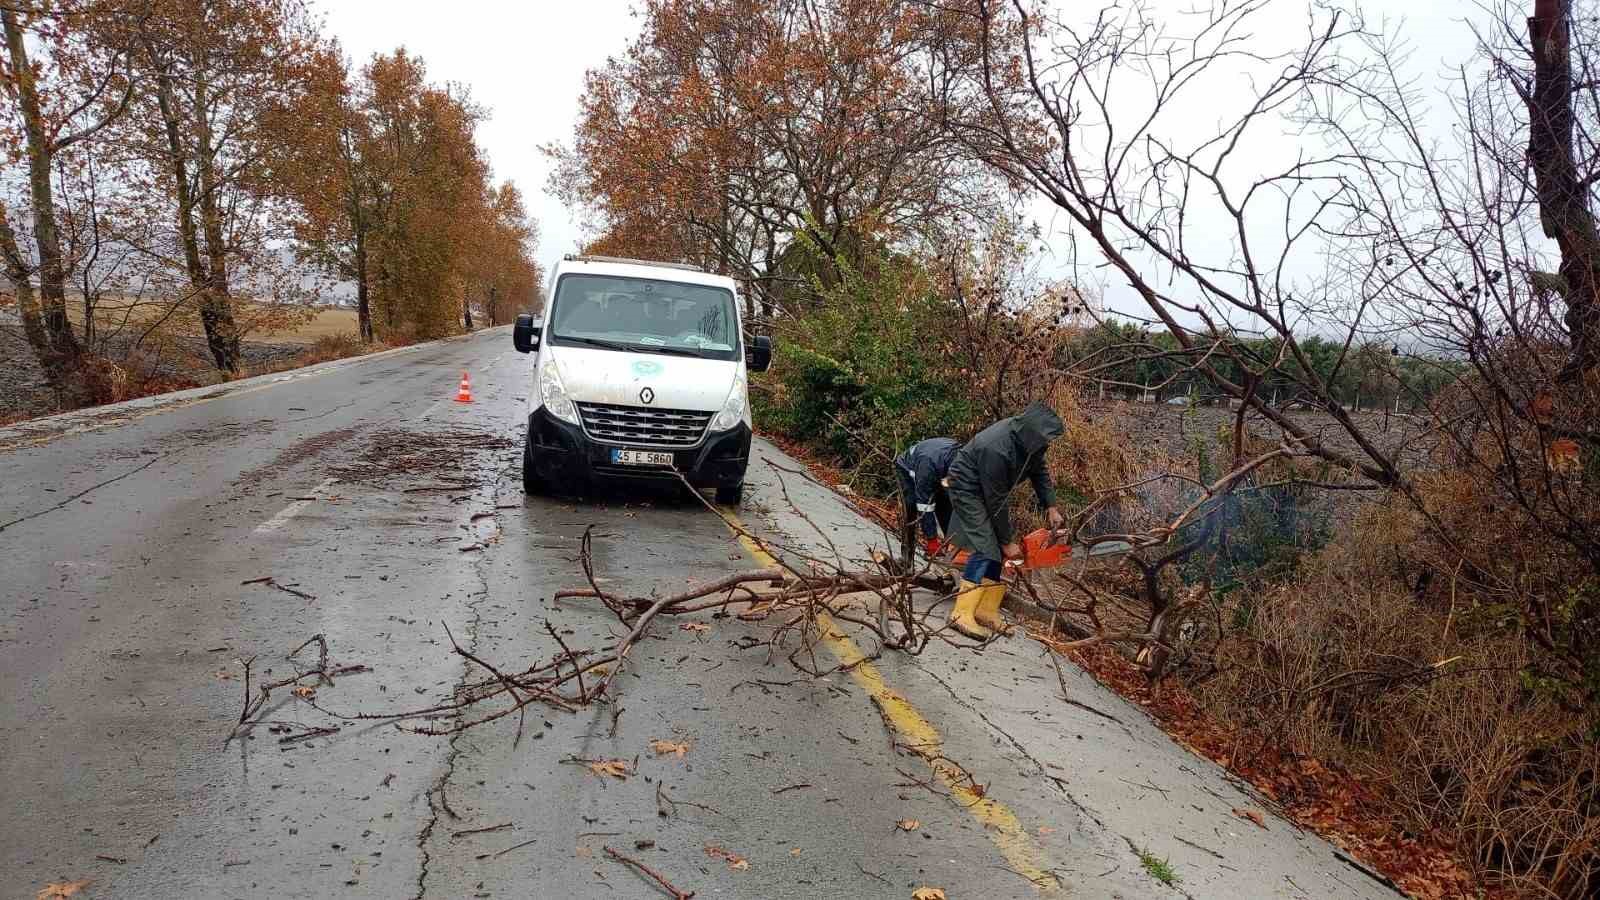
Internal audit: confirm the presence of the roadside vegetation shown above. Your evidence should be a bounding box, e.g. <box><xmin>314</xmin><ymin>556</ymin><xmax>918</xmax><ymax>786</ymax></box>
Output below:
<box><xmin>1136</xmin><ymin>847</ymin><xmax>1181</xmax><ymax>889</ymax></box>
<box><xmin>1</xmin><ymin>0</ymin><xmax>541</xmax><ymax>415</ymax></box>
<box><xmin>551</xmin><ymin>0</ymin><xmax>1600</xmax><ymax>895</ymax></box>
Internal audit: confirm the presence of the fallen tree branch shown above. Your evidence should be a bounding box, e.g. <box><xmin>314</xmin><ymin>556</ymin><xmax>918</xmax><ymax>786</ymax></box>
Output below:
<box><xmin>604</xmin><ymin>845</ymin><xmax>695</xmax><ymax>899</ymax></box>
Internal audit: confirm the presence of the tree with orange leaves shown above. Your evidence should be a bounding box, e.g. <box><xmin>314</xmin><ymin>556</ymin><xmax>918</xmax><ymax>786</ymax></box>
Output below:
<box><xmin>549</xmin><ymin>0</ymin><xmax>1001</xmax><ymax>314</ymax></box>
<box><xmin>291</xmin><ymin>48</ymin><xmax>534</xmax><ymax>342</ymax></box>
<box><xmin>458</xmin><ymin>182</ymin><xmax>542</xmax><ymax>328</ymax></box>
<box><xmin>123</xmin><ymin>0</ymin><xmax>331</xmax><ymax>371</ymax></box>
<box><xmin>1</xmin><ymin>0</ymin><xmax>143</xmax><ymax>398</ymax></box>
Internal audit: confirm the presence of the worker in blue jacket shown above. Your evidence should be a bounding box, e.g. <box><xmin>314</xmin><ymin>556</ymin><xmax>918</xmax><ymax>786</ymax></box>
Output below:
<box><xmin>894</xmin><ymin>436</ymin><xmax>959</xmax><ymax>565</ymax></box>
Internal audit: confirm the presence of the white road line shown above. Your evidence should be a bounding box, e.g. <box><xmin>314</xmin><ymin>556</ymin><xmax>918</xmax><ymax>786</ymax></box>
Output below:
<box><xmin>414</xmin><ymin>398</ymin><xmax>447</xmax><ymax>421</ymax></box>
<box><xmin>254</xmin><ymin>477</ymin><xmax>339</xmax><ymax>534</ymax></box>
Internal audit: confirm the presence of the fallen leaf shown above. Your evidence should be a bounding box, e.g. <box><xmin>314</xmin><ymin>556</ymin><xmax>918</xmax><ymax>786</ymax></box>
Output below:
<box><xmin>215</xmin><ymin>669</ymin><xmax>234</xmax><ymax>680</ymax></box>
<box><xmin>649</xmin><ymin>739</ymin><xmax>689</xmax><ymax>758</ymax></box>
<box><xmin>1038</xmin><ymin>826</ymin><xmax>1055</xmax><ymax>835</ymax></box>
<box><xmin>1532</xmin><ymin>391</ymin><xmax>1554</xmax><ymax>423</ymax></box>
<box><xmin>1548</xmin><ymin>438</ymin><xmax>1582</xmax><ymax>474</ymax></box>
<box><xmin>704</xmin><ymin>844</ymin><xmax>748</xmax><ymax>870</ymax></box>
<box><xmin>292</xmin><ymin>685</ymin><xmax>316</xmax><ymax>699</ymax></box>
<box><xmin>790</xmin><ymin>847</ymin><xmax>803</xmax><ymax>857</ymax></box>
<box><xmin>586</xmin><ymin>759</ymin><xmax>631</xmax><ymax>780</ymax></box>
<box><xmin>37</xmin><ymin>882</ymin><xmax>90</xmax><ymax>900</ymax></box>
<box><xmin>912</xmin><ymin>888</ymin><xmax>947</xmax><ymax>900</ymax></box>
<box><xmin>895</xmin><ymin>818</ymin><xmax>920</xmax><ymax>832</ymax></box>
<box><xmin>679</xmin><ymin>622</ymin><xmax>711</xmax><ymax>634</ymax></box>
<box><xmin>1232</xmin><ymin>807</ymin><xmax>1267</xmax><ymax>829</ymax></box>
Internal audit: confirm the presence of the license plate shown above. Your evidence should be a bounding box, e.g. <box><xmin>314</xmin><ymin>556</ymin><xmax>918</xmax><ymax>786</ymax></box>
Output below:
<box><xmin>611</xmin><ymin>449</ymin><xmax>674</xmax><ymax>467</ymax></box>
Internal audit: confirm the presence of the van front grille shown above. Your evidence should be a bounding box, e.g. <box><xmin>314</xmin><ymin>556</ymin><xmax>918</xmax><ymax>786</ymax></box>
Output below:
<box><xmin>575</xmin><ymin>402</ymin><xmax>712</xmax><ymax>447</ymax></box>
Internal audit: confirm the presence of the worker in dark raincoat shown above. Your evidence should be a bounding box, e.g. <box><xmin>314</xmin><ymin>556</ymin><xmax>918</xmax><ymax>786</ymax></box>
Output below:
<box><xmin>894</xmin><ymin>437</ymin><xmax>959</xmax><ymax>565</ymax></box>
<box><xmin>944</xmin><ymin>401</ymin><xmax>1066</xmax><ymax>639</ymax></box>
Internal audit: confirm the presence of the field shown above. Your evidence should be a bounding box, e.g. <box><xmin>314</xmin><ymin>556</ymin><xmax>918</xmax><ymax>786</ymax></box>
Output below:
<box><xmin>251</xmin><ymin>306</ymin><xmax>360</xmax><ymax>343</ymax></box>
<box><xmin>1</xmin><ymin>296</ymin><xmax>370</xmax><ymax>421</ymax></box>
<box><xmin>55</xmin><ymin>295</ymin><xmax>360</xmax><ymax>345</ymax></box>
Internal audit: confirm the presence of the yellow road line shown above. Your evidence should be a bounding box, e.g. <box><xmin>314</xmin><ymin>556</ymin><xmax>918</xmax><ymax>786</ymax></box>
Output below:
<box><xmin>723</xmin><ymin>515</ymin><xmax>1061</xmax><ymax>893</ymax></box>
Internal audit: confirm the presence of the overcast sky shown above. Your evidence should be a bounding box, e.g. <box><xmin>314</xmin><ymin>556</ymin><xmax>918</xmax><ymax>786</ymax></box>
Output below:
<box><xmin>317</xmin><ymin>0</ymin><xmax>1490</xmax><ymax>317</ymax></box>
<box><xmin>318</xmin><ymin>0</ymin><xmax>639</xmax><ymax>279</ymax></box>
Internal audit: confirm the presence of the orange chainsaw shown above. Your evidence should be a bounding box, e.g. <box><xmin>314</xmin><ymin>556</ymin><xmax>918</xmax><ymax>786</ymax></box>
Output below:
<box><xmin>944</xmin><ymin>528</ymin><xmax>1071</xmax><ymax>572</ymax></box>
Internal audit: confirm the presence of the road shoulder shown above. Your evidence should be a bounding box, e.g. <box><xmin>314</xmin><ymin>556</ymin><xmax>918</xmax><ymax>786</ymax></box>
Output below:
<box><xmin>735</xmin><ymin>436</ymin><xmax>1401</xmax><ymax>900</ymax></box>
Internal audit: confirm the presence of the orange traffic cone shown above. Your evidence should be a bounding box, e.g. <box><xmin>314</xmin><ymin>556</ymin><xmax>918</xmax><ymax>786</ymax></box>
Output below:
<box><xmin>454</xmin><ymin>371</ymin><xmax>473</xmax><ymax>403</ymax></box>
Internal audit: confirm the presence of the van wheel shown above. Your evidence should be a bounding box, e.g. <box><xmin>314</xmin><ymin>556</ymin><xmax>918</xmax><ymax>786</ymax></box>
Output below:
<box><xmin>522</xmin><ymin>440</ymin><xmax>543</xmax><ymax>495</ymax></box>
<box><xmin>715</xmin><ymin>482</ymin><xmax>744</xmax><ymax>506</ymax></box>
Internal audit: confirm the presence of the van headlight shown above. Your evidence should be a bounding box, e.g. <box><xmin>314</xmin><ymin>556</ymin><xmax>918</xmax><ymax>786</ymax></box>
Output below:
<box><xmin>709</xmin><ymin>372</ymin><xmax>747</xmax><ymax>432</ymax></box>
<box><xmin>538</xmin><ymin>357</ymin><xmax>579</xmax><ymax>425</ymax></box>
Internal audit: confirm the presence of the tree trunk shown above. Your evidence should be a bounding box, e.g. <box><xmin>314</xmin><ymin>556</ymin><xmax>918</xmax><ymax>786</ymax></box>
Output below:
<box><xmin>3</xmin><ymin>7</ymin><xmax>82</xmax><ymax>390</ymax></box>
<box><xmin>381</xmin><ymin>261</ymin><xmax>396</xmax><ymax>329</ymax></box>
<box><xmin>462</xmin><ymin>292</ymin><xmax>473</xmax><ymax>330</ymax></box>
<box><xmin>150</xmin><ymin>53</ymin><xmax>210</xmax><ymax>325</ymax></box>
<box><xmin>354</xmin><ymin>233</ymin><xmax>373</xmax><ymax>343</ymax></box>
<box><xmin>191</xmin><ymin>62</ymin><xmax>240</xmax><ymax>372</ymax></box>
<box><xmin>1528</xmin><ymin>0</ymin><xmax>1600</xmax><ymax>379</ymax></box>
<box><xmin>146</xmin><ymin>38</ymin><xmax>239</xmax><ymax>372</ymax></box>
<box><xmin>0</xmin><ymin>201</ymin><xmax>53</xmax><ymax>370</ymax></box>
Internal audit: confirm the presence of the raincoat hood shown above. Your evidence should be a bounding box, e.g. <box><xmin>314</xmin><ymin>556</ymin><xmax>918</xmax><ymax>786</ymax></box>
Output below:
<box><xmin>1013</xmin><ymin>401</ymin><xmax>1064</xmax><ymax>456</ymax></box>
<box><xmin>944</xmin><ymin>400</ymin><xmax>1065</xmax><ymax>559</ymax></box>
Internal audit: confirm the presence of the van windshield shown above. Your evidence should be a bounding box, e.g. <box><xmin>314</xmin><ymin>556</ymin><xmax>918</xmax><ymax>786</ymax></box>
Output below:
<box><xmin>549</xmin><ymin>273</ymin><xmax>740</xmax><ymax>361</ymax></box>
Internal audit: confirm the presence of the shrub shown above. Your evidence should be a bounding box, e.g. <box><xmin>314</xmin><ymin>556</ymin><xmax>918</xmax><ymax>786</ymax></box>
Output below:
<box><xmin>1194</xmin><ymin>496</ymin><xmax>1600</xmax><ymax>896</ymax></box>
<box><xmin>755</xmin><ymin>252</ymin><xmax>979</xmax><ymax>493</ymax></box>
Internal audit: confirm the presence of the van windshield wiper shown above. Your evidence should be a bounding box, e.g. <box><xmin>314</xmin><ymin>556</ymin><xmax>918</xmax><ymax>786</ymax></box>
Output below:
<box><xmin>633</xmin><ymin>344</ymin><xmax>707</xmax><ymax>358</ymax></box>
<box><xmin>556</xmin><ymin>335</ymin><xmax>636</xmax><ymax>353</ymax></box>
<box><xmin>558</xmin><ymin>335</ymin><xmax>707</xmax><ymax>358</ymax></box>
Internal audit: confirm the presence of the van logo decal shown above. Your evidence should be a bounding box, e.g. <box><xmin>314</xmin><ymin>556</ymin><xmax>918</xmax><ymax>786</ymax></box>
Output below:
<box><xmin>632</xmin><ymin>360</ymin><xmax>664</xmax><ymax>376</ymax></box>
<box><xmin>640</xmin><ymin>387</ymin><xmax>655</xmax><ymax>405</ymax></box>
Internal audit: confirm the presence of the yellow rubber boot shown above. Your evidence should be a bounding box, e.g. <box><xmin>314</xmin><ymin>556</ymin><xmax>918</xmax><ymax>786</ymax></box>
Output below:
<box><xmin>947</xmin><ymin>580</ymin><xmax>993</xmax><ymax>640</ymax></box>
<box><xmin>974</xmin><ymin>579</ymin><xmax>1009</xmax><ymax>633</ymax></box>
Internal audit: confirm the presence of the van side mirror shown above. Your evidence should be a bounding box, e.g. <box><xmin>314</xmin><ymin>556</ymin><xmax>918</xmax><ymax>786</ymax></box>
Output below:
<box><xmin>512</xmin><ymin>314</ymin><xmax>541</xmax><ymax>353</ymax></box>
<box><xmin>748</xmin><ymin>334</ymin><xmax>773</xmax><ymax>373</ymax></box>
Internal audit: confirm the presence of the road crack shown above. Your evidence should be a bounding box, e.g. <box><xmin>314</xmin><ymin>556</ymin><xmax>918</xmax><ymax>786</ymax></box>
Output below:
<box><xmin>286</xmin><ymin>400</ymin><xmax>359</xmax><ymax>423</ymax></box>
<box><xmin>0</xmin><ymin>449</ymin><xmax>177</xmax><ymax>533</ymax></box>
<box><xmin>913</xmin><ymin>657</ymin><xmax>1112</xmax><ymax>830</ymax></box>
<box><xmin>413</xmin><ymin>472</ymin><xmax>505</xmax><ymax>900</ymax></box>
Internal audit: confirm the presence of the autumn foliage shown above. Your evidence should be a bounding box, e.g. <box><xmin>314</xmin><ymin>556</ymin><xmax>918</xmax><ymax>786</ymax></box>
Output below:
<box><xmin>1</xmin><ymin>0</ymin><xmax>541</xmax><ymax>407</ymax></box>
<box><xmin>553</xmin><ymin>1</ymin><xmax>1600</xmax><ymax>895</ymax></box>
<box><xmin>548</xmin><ymin>0</ymin><xmax>1000</xmax><ymax>310</ymax></box>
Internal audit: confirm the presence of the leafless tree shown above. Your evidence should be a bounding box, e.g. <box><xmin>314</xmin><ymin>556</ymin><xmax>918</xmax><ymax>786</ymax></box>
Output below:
<box><xmin>937</xmin><ymin>0</ymin><xmax>1598</xmax><ymax>686</ymax></box>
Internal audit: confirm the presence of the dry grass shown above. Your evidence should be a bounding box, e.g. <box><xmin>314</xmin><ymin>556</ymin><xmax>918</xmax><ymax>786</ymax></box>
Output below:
<box><xmin>230</xmin><ymin>333</ymin><xmax>392</xmax><ymax>380</ymax></box>
<box><xmin>252</xmin><ymin>306</ymin><xmax>360</xmax><ymax>343</ymax></box>
<box><xmin>1006</xmin><ymin>390</ymin><xmax>1599</xmax><ymax>897</ymax></box>
<box><xmin>1186</xmin><ymin>500</ymin><xmax>1600</xmax><ymax>898</ymax></box>
<box><xmin>60</xmin><ymin>294</ymin><xmax>358</xmax><ymax>344</ymax></box>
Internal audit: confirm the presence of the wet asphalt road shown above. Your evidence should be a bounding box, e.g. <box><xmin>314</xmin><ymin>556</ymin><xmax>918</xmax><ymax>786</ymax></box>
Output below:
<box><xmin>2</xmin><ymin>328</ymin><xmax>1398</xmax><ymax>899</ymax></box>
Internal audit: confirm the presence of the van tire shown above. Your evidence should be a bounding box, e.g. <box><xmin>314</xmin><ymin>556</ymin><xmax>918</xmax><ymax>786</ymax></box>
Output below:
<box><xmin>521</xmin><ymin>439</ymin><xmax>543</xmax><ymax>495</ymax></box>
<box><xmin>715</xmin><ymin>482</ymin><xmax>744</xmax><ymax>506</ymax></box>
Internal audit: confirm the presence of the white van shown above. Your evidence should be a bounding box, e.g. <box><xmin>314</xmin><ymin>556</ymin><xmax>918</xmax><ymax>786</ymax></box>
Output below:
<box><xmin>511</xmin><ymin>255</ymin><xmax>772</xmax><ymax>504</ymax></box>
